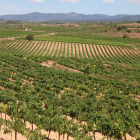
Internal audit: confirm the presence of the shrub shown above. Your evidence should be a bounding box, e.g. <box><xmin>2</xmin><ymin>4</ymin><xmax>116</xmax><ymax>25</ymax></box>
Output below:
<box><xmin>117</xmin><ymin>26</ymin><xmax>123</xmax><ymax>30</ymax></box>
<box><xmin>126</xmin><ymin>29</ymin><xmax>131</xmax><ymax>33</ymax></box>
<box><xmin>137</xmin><ymin>29</ymin><xmax>140</xmax><ymax>33</ymax></box>
<box><xmin>117</xmin><ymin>25</ymin><xmax>126</xmax><ymax>30</ymax></box>
<box><xmin>123</xmin><ymin>34</ymin><xmax>129</xmax><ymax>38</ymax></box>
<box><xmin>26</xmin><ymin>35</ymin><xmax>34</xmax><ymax>41</ymax></box>
<box><xmin>114</xmin><ymin>24</ymin><xmax>117</xmax><ymax>28</ymax></box>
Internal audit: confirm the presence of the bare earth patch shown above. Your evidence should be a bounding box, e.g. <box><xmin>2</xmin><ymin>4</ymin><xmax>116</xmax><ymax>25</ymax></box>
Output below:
<box><xmin>41</xmin><ymin>60</ymin><xmax>83</xmax><ymax>74</ymax></box>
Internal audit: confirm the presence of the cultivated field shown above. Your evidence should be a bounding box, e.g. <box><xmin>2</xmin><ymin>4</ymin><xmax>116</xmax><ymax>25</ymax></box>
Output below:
<box><xmin>0</xmin><ymin>40</ymin><xmax>140</xmax><ymax>64</ymax></box>
<box><xmin>0</xmin><ymin>21</ymin><xmax>140</xmax><ymax>140</ymax></box>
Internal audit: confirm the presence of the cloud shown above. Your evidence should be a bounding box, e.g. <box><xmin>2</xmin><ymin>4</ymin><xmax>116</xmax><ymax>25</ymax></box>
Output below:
<box><xmin>127</xmin><ymin>0</ymin><xmax>140</xmax><ymax>5</ymax></box>
<box><xmin>22</xmin><ymin>0</ymin><xmax>45</xmax><ymax>3</ymax></box>
<box><xmin>102</xmin><ymin>0</ymin><xmax>115</xmax><ymax>3</ymax></box>
<box><xmin>58</xmin><ymin>0</ymin><xmax>80</xmax><ymax>3</ymax></box>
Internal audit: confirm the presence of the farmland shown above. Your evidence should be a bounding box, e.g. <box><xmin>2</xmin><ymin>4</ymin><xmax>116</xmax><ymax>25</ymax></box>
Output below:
<box><xmin>0</xmin><ymin>21</ymin><xmax>140</xmax><ymax>140</ymax></box>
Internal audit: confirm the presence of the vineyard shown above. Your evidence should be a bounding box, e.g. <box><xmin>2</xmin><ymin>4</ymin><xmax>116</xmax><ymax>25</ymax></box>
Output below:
<box><xmin>0</xmin><ymin>21</ymin><xmax>140</xmax><ymax>140</ymax></box>
<box><xmin>0</xmin><ymin>40</ymin><xmax>140</xmax><ymax>65</ymax></box>
<box><xmin>0</xmin><ymin>53</ymin><xmax>140</xmax><ymax>140</ymax></box>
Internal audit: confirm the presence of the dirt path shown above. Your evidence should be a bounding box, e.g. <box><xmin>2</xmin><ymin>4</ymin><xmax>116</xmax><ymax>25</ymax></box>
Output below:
<box><xmin>76</xmin><ymin>43</ymin><xmax>80</xmax><ymax>58</ymax></box>
<box><xmin>47</xmin><ymin>42</ymin><xmax>55</xmax><ymax>56</ymax></box>
<box><xmin>34</xmin><ymin>41</ymin><xmax>45</xmax><ymax>55</ymax></box>
<box><xmin>83</xmin><ymin>44</ymin><xmax>88</xmax><ymax>58</ymax></box>
<box><xmin>27</xmin><ymin>41</ymin><xmax>38</xmax><ymax>55</ymax></box>
<box><xmin>51</xmin><ymin>42</ymin><xmax>58</xmax><ymax>57</ymax></box>
<box><xmin>79</xmin><ymin>44</ymin><xmax>84</xmax><ymax>58</ymax></box>
<box><xmin>56</xmin><ymin>42</ymin><xmax>61</xmax><ymax>56</ymax></box>
<box><xmin>86</xmin><ymin>44</ymin><xmax>92</xmax><ymax>58</ymax></box>
<box><xmin>42</xmin><ymin>41</ymin><xmax>51</xmax><ymax>56</ymax></box>
<box><xmin>71</xmin><ymin>43</ymin><xmax>75</xmax><ymax>57</ymax></box>
<box><xmin>38</xmin><ymin>41</ymin><xmax>48</xmax><ymax>56</ymax></box>
<box><xmin>60</xmin><ymin>42</ymin><xmax>64</xmax><ymax>57</ymax></box>
<box><xmin>69</xmin><ymin>43</ymin><xmax>71</xmax><ymax>57</ymax></box>
<box><xmin>65</xmin><ymin>43</ymin><xmax>68</xmax><ymax>57</ymax></box>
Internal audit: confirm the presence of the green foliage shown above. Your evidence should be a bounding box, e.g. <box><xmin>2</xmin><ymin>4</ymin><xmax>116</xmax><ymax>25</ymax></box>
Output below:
<box><xmin>126</xmin><ymin>29</ymin><xmax>131</xmax><ymax>33</ymax></box>
<box><xmin>0</xmin><ymin>29</ymin><xmax>47</xmax><ymax>38</ymax></box>
<box><xmin>26</xmin><ymin>35</ymin><xmax>34</xmax><ymax>41</ymax></box>
<box><xmin>123</xmin><ymin>34</ymin><xmax>129</xmax><ymax>38</ymax></box>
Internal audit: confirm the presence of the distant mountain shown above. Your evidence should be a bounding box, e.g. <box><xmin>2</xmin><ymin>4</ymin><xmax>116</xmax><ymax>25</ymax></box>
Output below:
<box><xmin>0</xmin><ymin>12</ymin><xmax>140</xmax><ymax>22</ymax></box>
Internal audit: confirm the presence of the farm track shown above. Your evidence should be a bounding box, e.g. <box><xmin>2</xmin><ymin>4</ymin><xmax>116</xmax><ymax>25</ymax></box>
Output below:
<box><xmin>0</xmin><ymin>40</ymin><xmax>140</xmax><ymax>64</ymax></box>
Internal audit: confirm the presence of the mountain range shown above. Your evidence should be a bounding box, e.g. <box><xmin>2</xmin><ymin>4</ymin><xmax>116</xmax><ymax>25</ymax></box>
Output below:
<box><xmin>0</xmin><ymin>12</ymin><xmax>140</xmax><ymax>23</ymax></box>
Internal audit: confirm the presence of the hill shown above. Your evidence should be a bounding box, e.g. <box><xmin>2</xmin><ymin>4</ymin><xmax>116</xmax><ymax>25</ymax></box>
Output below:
<box><xmin>0</xmin><ymin>12</ymin><xmax>140</xmax><ymax>22</ymax></box>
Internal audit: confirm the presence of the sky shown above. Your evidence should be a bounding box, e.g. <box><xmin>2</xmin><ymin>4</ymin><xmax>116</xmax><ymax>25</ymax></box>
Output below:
<box><xmin>0</xmin><ymin>0</ymin><xmax>140</xmax><ymax>16</ymax></box>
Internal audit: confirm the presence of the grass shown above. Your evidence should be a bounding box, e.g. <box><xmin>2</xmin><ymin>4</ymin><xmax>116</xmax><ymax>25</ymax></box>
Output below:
<box><xmin>0</xmin><ymin>29</ymin><xmax>48</xmax><ymax>38</ymax></box>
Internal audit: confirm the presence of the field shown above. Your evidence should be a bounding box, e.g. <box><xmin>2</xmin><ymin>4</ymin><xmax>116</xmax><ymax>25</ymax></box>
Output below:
<box><xmin>0</xmin><ymin>21</ymin><xmax>140</xmax><ymax>140</ymax></box>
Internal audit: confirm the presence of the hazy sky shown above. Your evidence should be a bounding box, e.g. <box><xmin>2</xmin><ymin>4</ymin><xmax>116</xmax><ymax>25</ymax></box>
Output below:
<box><xmin>0</xmin><ymin>0</ymin><xmax>140</xmax><ymax>15</ymax></box>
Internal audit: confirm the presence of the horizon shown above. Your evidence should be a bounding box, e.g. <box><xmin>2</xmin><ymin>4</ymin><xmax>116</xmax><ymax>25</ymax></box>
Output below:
<box><xmin>0</xmin><ymin>0</ymin><xmax>140</xmax><ymax>16</ymax></box>
<box><xmin>0</xmin><ymin>12</ymin><xmax>139</xmax><ymax>16</ymax></box>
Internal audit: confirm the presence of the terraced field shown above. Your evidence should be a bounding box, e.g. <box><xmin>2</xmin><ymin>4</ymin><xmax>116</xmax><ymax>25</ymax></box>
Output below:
<box><xmin>0</xmin><ymin>40</ymin><xmax>140</xmax><ymax>64</ymax></box>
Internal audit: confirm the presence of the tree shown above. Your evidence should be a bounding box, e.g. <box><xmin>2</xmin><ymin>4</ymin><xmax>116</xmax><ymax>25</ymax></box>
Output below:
<box><xmin>26</xmin><ymin>35</ymin><xmax>34</xmax><ymax>41</ymax></box>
